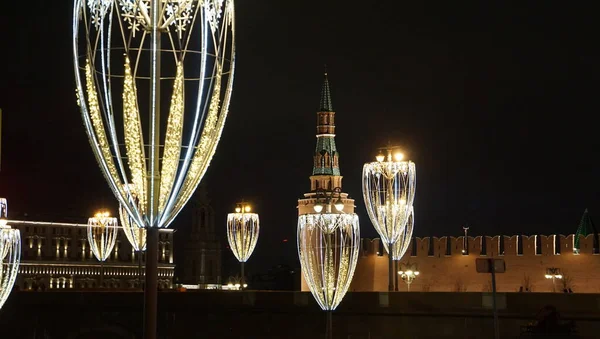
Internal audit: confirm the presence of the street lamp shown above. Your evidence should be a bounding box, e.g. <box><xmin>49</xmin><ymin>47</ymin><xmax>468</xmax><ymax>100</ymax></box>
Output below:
<box><xmin>545</xmin><ymin>267</ymin><xmax>562</xmax><ymax>292</ymax></box>
<box><xmin>363</xmin><ymin>146</ymin><xmax>416</xmax><ymax>291</ymax></box>
<box><xmin>119</xmin><ymin>185</ymin><xmax>146</xmax><ymax>288</ymax></box>
<box><xmin>227</xmin><ymin>202</ymin><xmax>259</xmax><ymax>291</ymax></box>
<box><xmin>298</xmin><ymin>190</ymin><xmax>360</xmax><ymax>339</ymax></box>
<box><xmin>87</xmin><ymin>210</ymin><xmax>118</xmax><ymax>287</ymax></box>
<box><xmin>73</xmin><ymin>1</ymin><xmax>235</xmax><ymax>337</ymax></box>
<box><xmin>398</xmin><ymin>262</ymin><xmax>419</xmax><ymax>291</ymax></box>
<box><xmin>0</xmin><ymin>198</ymin><xmax>21</xmax><ymax>311</ymax></box>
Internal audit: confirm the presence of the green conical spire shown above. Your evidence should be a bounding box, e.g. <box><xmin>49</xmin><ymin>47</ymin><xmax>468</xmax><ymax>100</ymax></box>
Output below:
<box><xmin>319</xmin><ymin>71</ymin><xmax>333</xmax><ymax>112</ymax></box>
<box><xmin>574</xmin><ymin>208</ymin><xmax>597</xmax><ymax>251</ymax></box>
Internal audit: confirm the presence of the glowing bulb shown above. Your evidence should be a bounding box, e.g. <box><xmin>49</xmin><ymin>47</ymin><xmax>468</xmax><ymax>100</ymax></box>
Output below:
<box><xmin>406</xmin><ymin>270</ymin><xmax>413</xmax><ymax>276</ymax></box>
<box><xmin>556</xmin><ymin>275</ymin><xmax>563</xmax><ymax>279</ymax></box>
<box><xmin>313</xmin><ymin>204</ymin><xmax>324</xmax><ymax>213</ymax></box>
<box><xmin>398</xmin><ymin>271</ymin><xmax>404</xmax><ymax>275</ymax></box>
<box><xmin>376</xmin><ymin>153</ymin><xmax>385</xmax><ymax>162</ymax></box>
<box><xmin>545</xmin><ymin>274</ymin><xmax>552</xmax><ymax>279</ymax></box>
<box><xmin>414</xmin><ymin>271</ymin><xmax>420</xmax><ymax>276</ymax></box>
<box><xmin>234</xmin><ymin>283</ymin><xmax>241</xmax><ymax>288</ymax></box>
<box><xmin>394</xmin><ymin>152</ymin><xmax>404</xmax><ymax>161</ymax></box>
<box><xmin>244</xmin><ymin>205</ymin><xmax>251</xmax><ymax>213</ymax></box>
<box><xmin>243</xmin><ymin>284</ymin><xmax>248</xmax><ymax>288</ymax></box>
<box><xmin>334</xmin><ymin>199</ymin><xmax>344</xmax><ymax>212</ymax></box>
<box><xmin>235</xmin><ymin>207</ymin><xmax>241</xmax><ymax>213</ymax></box>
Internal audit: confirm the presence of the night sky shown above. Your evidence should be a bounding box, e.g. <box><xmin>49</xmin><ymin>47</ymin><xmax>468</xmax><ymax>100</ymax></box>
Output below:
<box><xmin>0</xmin><ymin>2</ymin><xmax>598</xmax><ymax>276</ymax></box>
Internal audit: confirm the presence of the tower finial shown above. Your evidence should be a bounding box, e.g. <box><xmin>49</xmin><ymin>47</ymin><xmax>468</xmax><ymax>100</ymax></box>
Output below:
<box><xmin>319</xmin><ymin>70</ymin><xmax>333</xmax><ymax>112</ymax></box>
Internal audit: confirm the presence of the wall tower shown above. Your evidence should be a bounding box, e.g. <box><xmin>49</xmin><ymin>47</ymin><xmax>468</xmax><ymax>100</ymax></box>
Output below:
<box><xmin>297</xmin><ymin>72</ymin><xmax>355</xmax><ymax>216</ymax></box>
<box><xmin>182</xmin><ymin>185</ymin><xmax>222</xmax><ymax>286</ymax></box>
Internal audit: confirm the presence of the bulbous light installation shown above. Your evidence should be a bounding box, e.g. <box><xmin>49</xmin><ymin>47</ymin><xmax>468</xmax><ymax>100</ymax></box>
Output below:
<box><xmin>362</xmin><ymin>148</ymin><xmax>416</xmax><ymax>291</ymax></box>
<box><xmin>72</xmin><ymin>0</ymin><xmax>235</xmax><ymax>229</ymax></box>
<box><xmin>297</xmin><ymin>213</ymin><xmax>360</xmax><ymax>311</ymax></box>
<box><xmin>87</xmin><ymin>211</ymin><xmax>118</xmax><ymax>262</ymax></box>
<box><xmin>0</xmin><ymin>198</ymin><xmax>21</xmax><ymax>311</ymax></box>
<box><xmin>73</xmin><ymin>2</ymin><xmax>235</xmax><ymax>334</ymax></box>
<box><xmin>226</xmin><ymin>203</ymin><xmax>258</xmax><ymax>290</ymax></box>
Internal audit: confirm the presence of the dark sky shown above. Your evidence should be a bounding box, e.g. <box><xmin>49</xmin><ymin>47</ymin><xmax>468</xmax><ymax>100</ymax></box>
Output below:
<box><xmin>0</xmin><ymin>2</ymin><xmax>598</xmax><ymax>275</ymax></box>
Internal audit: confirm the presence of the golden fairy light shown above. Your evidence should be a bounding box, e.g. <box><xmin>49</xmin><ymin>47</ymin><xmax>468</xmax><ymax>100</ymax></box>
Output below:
<box><xmin>363</xmin><ymin>147</ymin><xmax>416</xmax><ymax>291</ymax></box>
<box><xmin>87</xmin><ymin>211</ymin><xmax>118</xmax><ymax>262</ymax></box>
<box><xmin>226</xmin><ymin>202</ymin><xmax>259</xmax><ymax>289</ymax></box>
<box><xmin>297</xmin><ymin>213</ymin><xmax>360</xmax><ymax>312</ymax></box>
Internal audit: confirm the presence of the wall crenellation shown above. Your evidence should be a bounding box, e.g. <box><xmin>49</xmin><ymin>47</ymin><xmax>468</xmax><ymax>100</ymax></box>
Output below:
<box><xmin>359</xmin><ymin>234</ymin><xmax>599</xmax><ymax>257</ymax></box>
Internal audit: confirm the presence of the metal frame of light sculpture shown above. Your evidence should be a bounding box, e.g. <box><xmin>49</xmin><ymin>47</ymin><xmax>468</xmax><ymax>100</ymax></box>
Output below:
<box><xmin>298</xmin><ymin>190</ymin><xmax>360</xmax><ymax>339</ymax></box>
<box><xmin>363</xmin><ymin>147</ymin><xmax>416</xmax><ymax>291</ymax></box>
<box><xmin>73</xmin><ymin>2</ymin><xmax>235</xmax><ymax>337</ymax></box>
<box><xmin>0</xmin><ymin>198</ymin><xmax>21</xmax><ymax>311</ymax></box>
<box><xmin>87</xmin><ymin>211</ymin><xmax>118</xmax><ymax>286</ymax></box>
<box><xmin>226</xmin><ymin>202</ymin><xmax>258</xmax><ymax>291</ymax></box>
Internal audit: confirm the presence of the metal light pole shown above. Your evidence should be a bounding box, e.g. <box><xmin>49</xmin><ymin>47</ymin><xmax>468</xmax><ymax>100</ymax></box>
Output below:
<box><xmin>73</xmin><ymin>2</ymin><xmax>235</xmax><ymax>338</ymax></box>
<box><xmin>298</xmin><ymin>188</ymin><xmax>360</xmax><ymax>339</ymax></box>
<box><xmin>226</xmin><ymin>202</ymin><xmax>259</xmax><ymax>291</ymax></box>
<box><xmin>0</xmin><ymin>198</ymin><xmax>21</xmax><ymax>311</ymax></box>
<box><xmin>363</xmin><ymin>147</ymin><xmax>416</xmax><ymax>291</ymax></box>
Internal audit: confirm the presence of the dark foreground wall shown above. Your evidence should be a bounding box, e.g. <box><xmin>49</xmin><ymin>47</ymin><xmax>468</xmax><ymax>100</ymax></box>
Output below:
<box><xmin>1</xmin><ymin>290</ymin><xmax>599</xmax><ymax>338</ymax></box>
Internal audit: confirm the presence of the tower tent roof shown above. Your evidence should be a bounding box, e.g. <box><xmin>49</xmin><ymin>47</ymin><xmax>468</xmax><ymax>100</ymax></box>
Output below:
<box><xmin>574</xmin><ymin>208</ymin><xmax>597</xmax><ymax>250</ymax></box>
<box><xmin>319</xmin><ymin>72</ymin><xmax>333</xmax><ymax>112</ymax></box>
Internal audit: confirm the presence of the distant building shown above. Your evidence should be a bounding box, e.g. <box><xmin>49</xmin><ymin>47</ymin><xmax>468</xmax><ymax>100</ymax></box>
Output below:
<box><xmin>181</xmin><ymin>185</ymin><xmax>222</xmax><ymax>289</ymax></box>
<box><xmin>9</xmin><ymin>220</ymin><xmax>174</xmax><ymax>290</ymax></box>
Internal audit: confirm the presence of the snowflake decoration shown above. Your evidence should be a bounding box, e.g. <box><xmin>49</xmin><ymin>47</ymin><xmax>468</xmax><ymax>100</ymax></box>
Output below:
<box><xmin>88</xmin><ymin>0</ymin><xmax>113</xmax><ymax>29</ymax></box>
<box><xmin>205</xmin><ymin>0</ymin><xmax>224</xmax><ymax>32</ymax></box>
<box><xmin>119</xmin><ymin>0</ymin><xmax>196</xmax><ymax>39</ymax></box>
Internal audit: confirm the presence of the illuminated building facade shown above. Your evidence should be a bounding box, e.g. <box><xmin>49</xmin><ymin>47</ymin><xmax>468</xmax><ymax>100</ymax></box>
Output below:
<box><xmin>8</xmin><ymin>220</ymin><xmax>174</xmax><ymax>290</ymax></box>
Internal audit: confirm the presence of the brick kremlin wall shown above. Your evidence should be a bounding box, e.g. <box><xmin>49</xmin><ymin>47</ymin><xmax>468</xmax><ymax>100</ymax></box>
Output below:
<box><xmin>347</xmin><ymin>234</ymin><xmax>600</xmax><ymax>293</ymax></box>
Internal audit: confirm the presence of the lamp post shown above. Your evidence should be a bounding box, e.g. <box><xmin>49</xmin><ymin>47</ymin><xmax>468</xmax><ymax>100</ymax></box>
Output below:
<box><xmin>226</xmin><ymin>202</ymin><xmax>259</xmax><ymax>291</ymax></box>
<box><xmin>0</xmin><ymin>198</ymin><xmax>21</xmax><ymax>311</ymax></box>
<box><xmin>545</xmin><ymin>267</ymin><xmax>562</xmax><ymax>292</ymax></box>
<box><xmin>298</xmin><ymin>188</ymin><xmax>360</xmax><ymax>339</ymax></box>
<box><xmin>73</xmin><ymin>2</ymin><xmax>235</xmax><ymax>337</ymax></box>
<box><xmin>398</xmin><ymin>262</ymin><xmax>419</xmax><ymax>292</ymax></box>
<box><xmin>363</xmin><ymin>147</ymin><xmax>416</xmax><ymax>291</ymax></box>
<box><xmin>462</xmin><ymin>226</ymin><xmax>469</xmax><ymax>254</ymax></box>
<box><xmin>119</xmin><ymin>186</ymin><xmax>147</xmax><ymax>288</ymax></box>
<box><xmin>87</xmin><ymin>210</ymin><xmax>118</xmax><ymax>287</ymax></box>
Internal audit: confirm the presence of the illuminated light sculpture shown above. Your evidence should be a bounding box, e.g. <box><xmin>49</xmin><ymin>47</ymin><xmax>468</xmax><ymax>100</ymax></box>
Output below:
<box><xmin>0</xmin><ymin>198</ymin><xmax>21</xmax><ymax>311</ymax></box>
<box><xmin>73</xmin><ymin>1</ymin><xmax>235</xmax><ymax>337</ymax></box>
<box><xmin>298</xmin><ymin>190</ymin><xmax>360</xmax><ymax>339</ymax></box>
<box><xmin>119</xmin><ymin>185</ymin><xmax>146</xmax><ymax>287</ymax></box>
<box><xmin>363</xmin><ymin>147</ymin><xmax>416</xmax><ymax>291</ymax></box>
<box><xmin>87</xmin><ymin>210</ymin><xmax>118</xmax><ymax>286</ymax></box>
<box><xmin>226</xmin><ymin>202</ymin><xmax>258</xmax><ymax>290</ymax></box>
